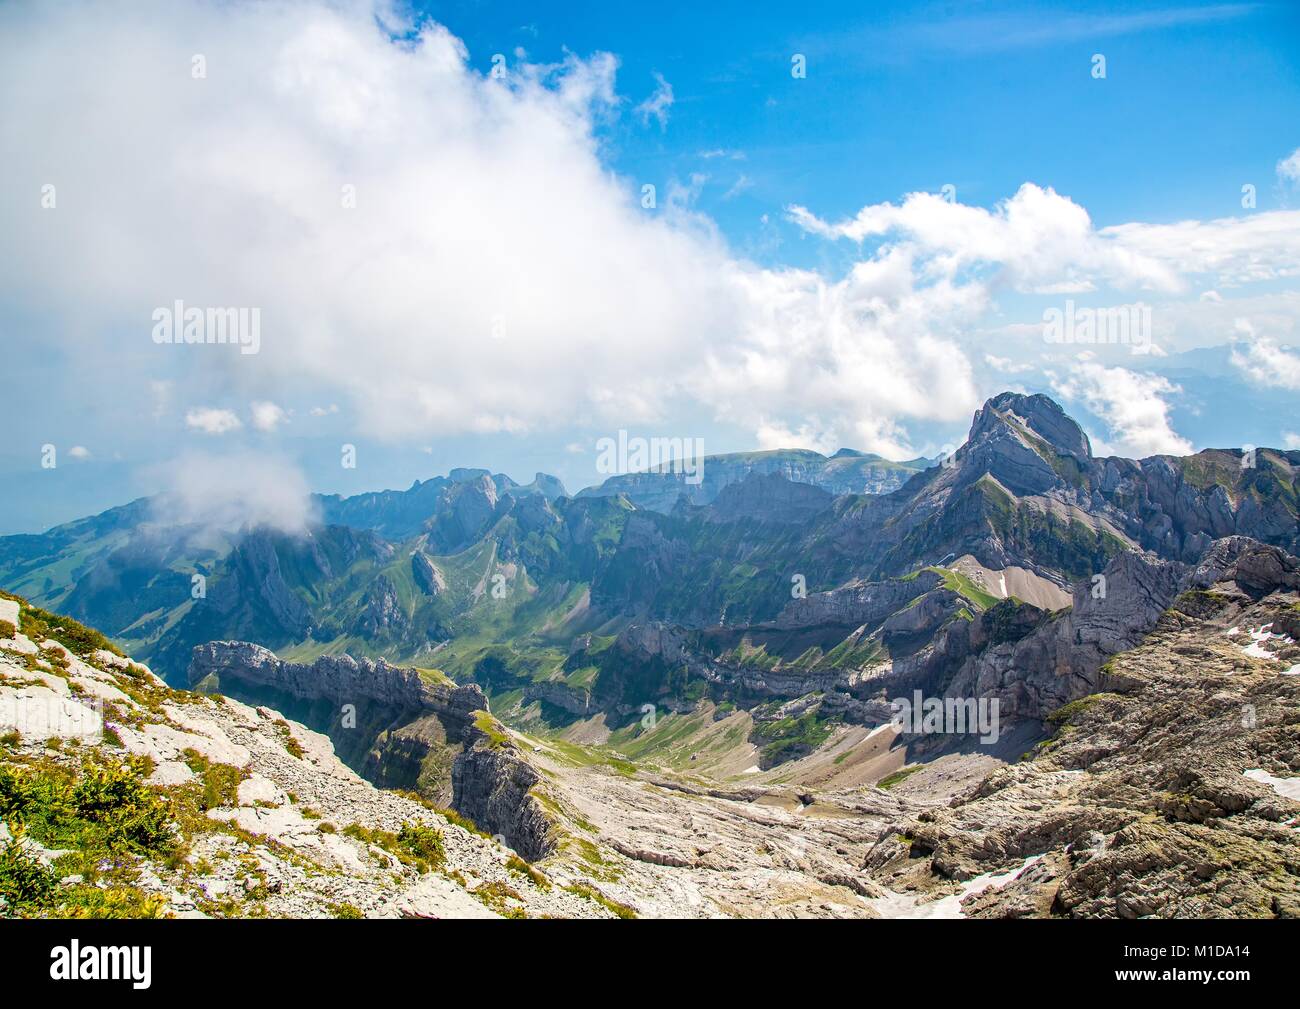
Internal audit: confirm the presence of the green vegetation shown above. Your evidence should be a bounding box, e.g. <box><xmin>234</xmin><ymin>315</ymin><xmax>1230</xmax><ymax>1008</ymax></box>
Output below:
<box><xmin>564</xmin><ymin>881</ymin><xmax>636</xmax><ymax>919</ymax></box>
<box><xmin>751</xmin><ymin>709</ymin><xmax>834</xmax><ymax>766</ymax></box>
<box><xmin>931</xmin><ymin>567</ymin><xmax>1000</xmax><ymax>611</ymax></box>
<box><xmin>1173</xmin><ymin>589</ymin><xmax>1230</xmax><ymax>616</ymax></box>
<box><xmin>388</xmin><ymin>789</ymin><xmax>490</xmax><ymax>837</ymax></box>
<box><xmin>341</xmin><ymin>821</ymin><xmax>446</xmax><ymax>873</ymax></box>
<box><xmin>1</xmin><ymin>757</ymin><xmax>175</xmax><ymax>855</ymax></box>
<box><xmin>471</xmin><ymin>879</ymin><xmax>527</xmax><ymax>917</ymax></box>
<box><xmin>505</xmin><ymin>853</ymin><xmax>550</xmax><ymax>890</ymax></box>
<box><xmin>0</xmin><ymin>590</ymin><xmax>124</xmax><ymax>659</ymax></box>
<box><xmin>1046</xmin><ymin>692</ymin><xmax>1120</xmax><ymax>726</ymax></box>
<box><xmin>472</xmin><ymin>710</ymin><xmax>511</xmax><ymax>748</ymax></box>
<box><xmin>180</xmin><ymin>749</ymin><xmax>245</xmax><ymax>811</ymax></box>
<box><xmin>271</xmin><ymin>719</ymin><xmax>304</xmax><ymax>759</ymax></box>
<box><xmin>877</xmin><ymin>765</ymin><xmax>923</xmax><ymax>790</ymax></box>
<box><xmin>0</xmin><ymin>754</ymin><xmax>175</xmax><ymax>918</ymax></box>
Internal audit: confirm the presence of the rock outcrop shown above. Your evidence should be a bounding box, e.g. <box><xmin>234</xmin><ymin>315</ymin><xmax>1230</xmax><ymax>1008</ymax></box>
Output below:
<box><xmin>186</xmin><ymin>641</ymin><xmax>559</xmax><ymax>860</ymax></box>
<box><xmin>0</xmin><ymin>597</ymin><xmax>607</xmax><ymax>918</ymax></box>
<box><xmin>189</xmin><ymin>640</ymin><xmax>482</xmax><ymax>719</ymax></box>
<box><xmin>452</xmin><ymin>727</ymin><xmax>556</xmax><ymax>861</ymax></box>
<box><xmin>860</xmin><ymin>544</ymin><xmax>1300</xmax><ymax>918</ymax></box>
<box><xmin>411</xmin><ymin>551</ymin><xmax>446</xmax><ymax>596</ymax></box>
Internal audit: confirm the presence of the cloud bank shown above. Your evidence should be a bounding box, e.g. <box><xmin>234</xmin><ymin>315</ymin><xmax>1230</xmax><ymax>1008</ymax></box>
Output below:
<box><xmin>1</xmin><ymin>0</ymin><xmax>1295</xmax><ymax>474</ymax></box>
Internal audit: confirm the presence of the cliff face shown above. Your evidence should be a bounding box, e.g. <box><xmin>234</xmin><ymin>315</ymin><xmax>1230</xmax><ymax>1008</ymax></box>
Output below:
<box><xmin>451</xmin><ymin>730</ymin><xmax>556</xmax><ymax>861</ymax></box>
<box><xmin>862</xmin><ymin>540</ymin><xmax>1300</xmax><ymax>919</ymax></box>
<box><xmin>186</xmin><ymin>642</ymin><xmax>558</xmax><ymax>859</ymax></box>
<box><xmin>189</xmin><ymin>640</ymin><xmax>483</xmax><ymax>718</ymax></box>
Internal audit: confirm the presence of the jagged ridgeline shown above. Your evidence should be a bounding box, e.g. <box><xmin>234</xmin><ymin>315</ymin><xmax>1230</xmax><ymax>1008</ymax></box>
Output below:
<box><xmin>1</xmin><ymin>393</ymin><xmax>1294</xmax><ymax>694</ymax></box>
<box><xmin>3</xmin><ymin>394</ymin><xmax>1300</xmax><ymax>918</ymax></box>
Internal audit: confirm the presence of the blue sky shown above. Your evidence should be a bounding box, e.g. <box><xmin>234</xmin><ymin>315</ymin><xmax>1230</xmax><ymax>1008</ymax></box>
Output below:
<box><xmin>437</xmin><ymin>0</ymin><xmax>1299</xmax><ymax>239</ymax></box>
<box><xmin>1</xmin><ymin>0</ymin><xmax>1298</xmax><ymax>534</ymax></box>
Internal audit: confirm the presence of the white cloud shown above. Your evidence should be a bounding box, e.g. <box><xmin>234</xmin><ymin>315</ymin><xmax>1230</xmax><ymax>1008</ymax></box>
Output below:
<box><xmin>722</xmin><ymin>175</ymin><xmax>753</xmax><ymax>201</ymax></box>
<box><xmin>1102</xmin><ymin>212</ymin><xmax>1300</xmax><ymax>287</ymax></box>
<box><xmin>148</xmin><ymin>451</ymin><xmax>317</xmax><ymax>534</ymax></box>
<box><xmin>185</xmin><ymin>407</ymin><xmax>242</xmax><ymax>436</ymax></box>
<box><xmin>0</xmin><ymin>0</ymin><xmax>991</xmax><ymax>463</ymax></box>
<box><xmin>635</xmin><ymin>71</ymin><xmax>673</xmax><ymax>129</ymax></box>
<box><xmin>149</xmin><ymin>380</ymin><xmax>173</xmax><ymax>419</ymax></box>
<box><xmin>789</xmin><ymin>184</ymin><xmax>1185</xmax><ymax>293</ymax></box>
<box><xmin>1283</xmin><ymin>432</ymin><xmax>1300</xmax><ymax>450</ymax></box>
<box><xmin>1229</xmin><ymin>319</ymin><xmax>1300</xmax><ymax>390</ymax></box>
<box><xmin>1052</xmin><ymin>363</ymin><xmax>1193</xmax><ymax>458</ymax></box>
<box><xmin>250</xmin><ymin>400</ymin><xmax>289</xmax><ymax>432</ymax></box>
<box><xmin>754</xmin><ymin>419</ymin><xmax>837</xmax><ymax>455</ymax></box>
<box><xmin>1278</xmin><ymin>147</ymin><xmax>1300</xmax><ymax>184</ymax></box>
<box><xmin>1231</xmin><ymin>339</ymin><xmax>1300</xmax><ymax>389</ymax></box>
<box><xmin>67</xmin><ymin>445</ymin><xmax>91</xmax><ymax>461</ymax></box>
<box><xmin>0</xmin><ymin>0</ymin><xmax>1295</xmax><ymax>481</ymax></box>
<box><xmin>791</xmin><ymin>185</ymin><xmax>1300</xmax><ymax>293</ymax></box>
<box><xmin>984</xmin><ymin>353</ymin><xmax>1034</xmax><ymax>374</ymax></box>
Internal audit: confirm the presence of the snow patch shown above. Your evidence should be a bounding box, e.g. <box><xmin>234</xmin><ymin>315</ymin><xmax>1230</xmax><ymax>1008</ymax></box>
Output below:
<box><xmin>868</xmin><ymin>854</ymin><xmax>1045</xmax><ymax>919</ymax></box>
<box><xmin>1243</xmin><ymin>769</ymin><xmax>1300</xmax><ymax>802</ymax></box>
<box><xmin>1240</xmin><ymin>623</ymin><xmax>1293</xmax><ymax>661</ymax></box>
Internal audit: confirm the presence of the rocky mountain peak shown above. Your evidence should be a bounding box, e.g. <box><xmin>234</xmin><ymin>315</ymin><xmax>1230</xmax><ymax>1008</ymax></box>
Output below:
<box><xmin>944</xmin><ymin>392</ymin><xmax>1093</xmax><ymax>498</ymax></box>
<box><xmin>970</xmin><ymin>392</ymin><xmax>1092</xmax><ymax>461</ymax></box>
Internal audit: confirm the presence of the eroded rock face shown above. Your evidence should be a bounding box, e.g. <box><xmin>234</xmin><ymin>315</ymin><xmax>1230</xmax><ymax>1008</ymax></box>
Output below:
<box><xmin>931</xmin><ymin>548</ymin><xmax>1187</xmax><ymax>724</ymax></box>
<box><xmin>355</xmin><ymin>575</ymin><xmax>409</xmax><ymax>637</ymax></box>
<box><xmin>411</xmin><ymin>551</ymin><xmax>446</xmax><ymax>596</ymax></box>
<box><xmin>703</xmin><ymin>474</ymin><xmax>834</xmax><ymax>525</ymax></box>
<box><xmin>452</xmin><ymin>737</ymin><xmax>555</xmax><ymax>861</ymax></box>
<box><xmin>859</xmin><ymin>541</ymin><xmax>1300</xmax><ymax>919</ymax></box>
<box><xmin>1191</xmin><ymin>536</ymin><xmax>1300</xmax><ymax>599</ymax></box>
<box><xmin>188</xmin><ymin>641</ymin><xmax>483</xmax><ymax>719</ymax></box>
<box><xmin>773</xmin><ymin>571</ymin><xmax>940</xmax><ymax>630</ymax></box>
<box><xmin>524</xmin><ymin>680</ymin><xmax>596</xmax><ymax>716</ymax></box>
<box><xmin>962</xmin><ymin>393</ymin><xmax>1089</xmax><ymax>497</ymax></box>
<box><xmin>186</xmin><ymin>642</ymin><xmax>560</xmax><ymax>860</ymax></box>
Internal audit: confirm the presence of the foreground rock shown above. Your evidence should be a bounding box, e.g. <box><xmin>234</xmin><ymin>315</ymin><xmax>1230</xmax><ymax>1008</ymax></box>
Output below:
<box><xmin>0</xmin><ymin>597</ymin><xmax>610</xmax><ymax>919</ymax></box>
<box><xmin>858</xmin><ymin>542</ymin><xmax>1300</xmax><ymax>918</ymax></box>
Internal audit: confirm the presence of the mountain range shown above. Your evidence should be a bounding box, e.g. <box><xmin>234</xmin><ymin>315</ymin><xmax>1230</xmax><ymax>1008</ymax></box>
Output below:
<box><xmin>3</xmin><ymin>391</ymin><xmax>1300</xmax><ymax>917</ymax></box>
<box><xmin>2</xmin><ymin>392</ymin><xmax>1294</xmax><ymax>693</ymax></box>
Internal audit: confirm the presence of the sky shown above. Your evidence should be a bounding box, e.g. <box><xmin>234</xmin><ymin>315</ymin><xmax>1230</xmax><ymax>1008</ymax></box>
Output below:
<box><xmin>1</xmin><ymin>0</ymin><xmax>1298</xmax><ymax>534</ymax></box>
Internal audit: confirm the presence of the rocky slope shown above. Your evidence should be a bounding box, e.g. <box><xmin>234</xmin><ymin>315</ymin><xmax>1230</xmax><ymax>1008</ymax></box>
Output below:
<box><xmin>489</xmin><ymin>537</ymin><xmax>1300</xmax><ymax>918</ymax></box>
<box><xmin>187</xmin><ymin>642</ymin><xmax>557</xmax><ymax>859</ymax></box>
<box><xmin>858</xmin><ymin>540</ymin><xmax>1300</xmax><ymax>918</ymax></box>
<box><xmin>0</xmin><ymin>593</ymin><xmax>615</xmax><ymax>918</ymax></box>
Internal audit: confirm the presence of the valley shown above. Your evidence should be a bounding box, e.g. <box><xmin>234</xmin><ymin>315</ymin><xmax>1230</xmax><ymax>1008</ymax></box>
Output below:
<box><xmin>4</xmin><ymin>393</ymin><xmax>1298</xmax><ymax>917</ymax></box>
